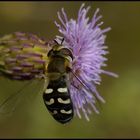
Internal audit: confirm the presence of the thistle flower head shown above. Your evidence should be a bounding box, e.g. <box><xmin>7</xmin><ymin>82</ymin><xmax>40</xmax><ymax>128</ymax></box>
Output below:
<box><xmin>55</xmin><ymin>3</ymin><xmax>118</xmax><ymax>120</ymax></box>
<box><xmin>0</xmin><ymin>32</ymin><xmax>50</xmax><ymax>80</ymax></box>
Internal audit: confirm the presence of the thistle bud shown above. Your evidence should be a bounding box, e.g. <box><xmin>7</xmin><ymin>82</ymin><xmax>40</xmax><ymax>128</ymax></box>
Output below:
<box><xmin>0</xmin><ymin>32</ymin><xmax>51</xmax><ymax>80</ymax></box>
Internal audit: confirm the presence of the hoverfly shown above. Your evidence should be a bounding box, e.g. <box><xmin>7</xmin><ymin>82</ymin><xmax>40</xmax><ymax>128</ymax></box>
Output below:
<box><xmin>0</xmin><ymin>32</ymin><xmax>74</xmax><ymax>124</ymax></box>
<box><xmin>43</xmin><ymin>38</ymin><xmax>74</xmax><ymax>124</ymax></box>
<box><xmin>0</xmin><ymin>32</ymin><xmax>101</xmax><ymax>124</ymax></box>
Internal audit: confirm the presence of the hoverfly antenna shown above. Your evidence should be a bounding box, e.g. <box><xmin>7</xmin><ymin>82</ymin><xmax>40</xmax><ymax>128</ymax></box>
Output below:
<box><xmin>54</xmin><ymin>37</ymin><xmax>64</xmax><ymax>45</ymax></box>
<box><xmin>54</xmin><ymin>39</ymin><xmax>59</xmax><ymax>45</ymax></box>
<box><xmin>61</xmin><ymin>38</ymin><xmax>64</xmax><ymax>45</ymax></box>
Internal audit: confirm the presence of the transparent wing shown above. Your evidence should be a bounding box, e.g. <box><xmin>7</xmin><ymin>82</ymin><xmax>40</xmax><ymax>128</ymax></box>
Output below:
<box><xmin>0</xmin><ymin>76</ymin><xmax>47</xmax><ymax>117</ymax></box>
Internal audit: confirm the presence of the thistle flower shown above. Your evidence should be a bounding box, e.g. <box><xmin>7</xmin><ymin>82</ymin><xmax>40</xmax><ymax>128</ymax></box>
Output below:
<box><xmin>0</xmin><ymin>32</ymin><xmax>50</xmax><ymax>80</ymax></box>
<box><xmin>55</xmin><ymin>3</ymin><xmax>118</xmax><ymax>121</ymax></box>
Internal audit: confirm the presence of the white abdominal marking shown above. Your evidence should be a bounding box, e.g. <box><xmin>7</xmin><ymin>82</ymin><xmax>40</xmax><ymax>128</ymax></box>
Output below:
<box><xmin>57</xmin><ymin>98</ymin><xmax>70</xmax><ymax>104</ymax></box>
<box><xmin>45</xmin><ymin>88</ymin><xmax>53</xmax><ymax>94</ymax></box>
<box><xmin>52</xmin><ymin>110</ymin><xmax>58</xmax><ymax>115</ymax></box>
<box><xmin>57</xmin><ymin>88</ymin><xmax>68</xmax><ymax>93</ymax></box>
<box><xmin>49</xmin><ymin>110</ymin><xmax>58</xmax><ymax>115</ymax></box>
<box><xmin>45</xmin><ymin>98</ymin><xmax>54</xmax><ymax>105</ymax></box>
<box><xmin>60</xmin><ymin>109</ymin><xmax>72</xmax><ymax>114</ymax></box>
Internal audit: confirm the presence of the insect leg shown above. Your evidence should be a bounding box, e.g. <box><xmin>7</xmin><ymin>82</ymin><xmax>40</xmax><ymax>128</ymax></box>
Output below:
<box><xmin>70</xmin><ymin>68</ymin><xmax>102</xmax><ymax>108</ymax></box>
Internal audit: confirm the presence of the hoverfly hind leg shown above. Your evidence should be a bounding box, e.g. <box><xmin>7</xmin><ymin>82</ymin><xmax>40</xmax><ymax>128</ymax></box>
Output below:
<box><xmin>69</xmin><ymin>68</ymin><xmax>103</xmax><ymax>109</ymax></box>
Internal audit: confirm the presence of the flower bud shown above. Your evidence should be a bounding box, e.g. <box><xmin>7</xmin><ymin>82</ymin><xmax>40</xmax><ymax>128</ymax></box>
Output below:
<box><xmin>0</xmin><ymin>32</ymin><xmax>51</xmax><ymax>80</ymax></box>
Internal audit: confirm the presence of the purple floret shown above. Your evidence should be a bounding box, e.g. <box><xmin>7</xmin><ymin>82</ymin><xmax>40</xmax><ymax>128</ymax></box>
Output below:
<box><xmin>55</xmin><ymin>3</ymin><xmax>118</xmax><ymax>120</ymax></box>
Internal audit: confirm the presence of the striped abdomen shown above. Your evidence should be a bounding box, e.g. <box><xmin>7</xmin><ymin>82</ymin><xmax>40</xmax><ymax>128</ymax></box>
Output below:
<box><xmin>43</xmin><ymin>75</ymin><xmax>74</xmax><ymax>124</ymax></box>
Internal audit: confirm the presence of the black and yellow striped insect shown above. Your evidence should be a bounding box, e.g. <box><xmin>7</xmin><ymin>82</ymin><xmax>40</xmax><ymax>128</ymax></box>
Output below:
<box><xmin>43</xmin><ymin>39</ymin><xmax>74</xmax><ymax>124</ymax></box>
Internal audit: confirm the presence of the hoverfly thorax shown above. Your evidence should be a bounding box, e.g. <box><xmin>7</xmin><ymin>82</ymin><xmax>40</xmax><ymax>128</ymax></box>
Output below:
<box><xmin>43</xmin><ymin>40</ymin><xmax>74</xmax><ymax>124</ymax></box>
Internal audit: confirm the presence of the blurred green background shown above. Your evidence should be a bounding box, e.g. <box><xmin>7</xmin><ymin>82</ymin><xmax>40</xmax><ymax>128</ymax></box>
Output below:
<box><xmin>0</xmin><ymin>1</ymin><xmax>140</xmax><ymax>138</ymax></box>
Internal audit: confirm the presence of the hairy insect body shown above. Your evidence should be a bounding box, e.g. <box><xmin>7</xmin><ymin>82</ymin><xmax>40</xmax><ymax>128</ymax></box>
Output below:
<box><xmin>43</xmin><ymin>44</ymin><xmax>74</xmax><ymax>124</ymax></box>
